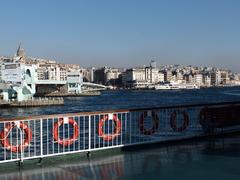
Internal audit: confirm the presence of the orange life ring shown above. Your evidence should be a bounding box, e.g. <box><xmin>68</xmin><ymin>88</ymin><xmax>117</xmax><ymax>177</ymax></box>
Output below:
<box><xmin>98</xmin><ymin>114</ymin><xmax>121</xmax><ymax>141</ymax></box>
<box><xmin>139</xmin><ymin>111</ymin><xmax>159</xmax><ymax>135</ymax></box>
<box><xmin>0</xmin><ymin>122</ymin><xmax>32</xmax><ymax>153</ymax></box>
<box><xmin>53</xmin><ymin>117</ymin><xmax>79</xmax><ymax>146</ymax></box>
<box><xmin>170</xmin><ymin>110</ymin><xmax>189</xmax><ymax>132</ymax></box>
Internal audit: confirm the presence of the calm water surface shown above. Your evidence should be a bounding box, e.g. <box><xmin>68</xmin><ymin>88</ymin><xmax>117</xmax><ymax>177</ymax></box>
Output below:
<box><xmin>1</xmin><ymin>87</ymin><xmax>240</xmax><ymax>118</ymax></box>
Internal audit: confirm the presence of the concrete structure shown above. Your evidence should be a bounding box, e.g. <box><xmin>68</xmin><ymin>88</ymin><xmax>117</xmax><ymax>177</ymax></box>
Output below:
<box><xmin>67</xmin><ymin>71</ymin><xmax>83</xmax><ymax>94</ymax></box>
<box><xmin>1</xmin><ymin>61</ymin><xmax>37</xmax><ymax>101</ymax></box>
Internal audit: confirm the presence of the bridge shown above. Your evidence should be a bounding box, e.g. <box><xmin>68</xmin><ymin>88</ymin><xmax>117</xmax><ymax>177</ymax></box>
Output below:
<box><xmin>35</xmin><ymin>80</ymin><xmax>108</xmax><ymax>89</ymax></box>
<box><xmin>36</xmin><ymin>80</ymin><xmax>66</xmax><ymax>85</ymax></box>
<box><xmin>82</xmin><ymin>82</ymin><xmax>108</xmax><ymax>89</ymax></box>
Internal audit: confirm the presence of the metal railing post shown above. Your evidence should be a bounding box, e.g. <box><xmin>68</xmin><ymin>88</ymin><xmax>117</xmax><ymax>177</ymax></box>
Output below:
<box><xmin>130</xmin><ymin>112</ymin><xmax>132</xmax><ymax>144</ymax></box>
<box><xmin>19</xmin><ymin>125</ymin><xmax>24</xmax><ymax>163</ymax></box>
<box><xmin>40</xmin><ymin>119</ymin><xmax>43</xmax><ymax>157</ymax></box>
<box><xmin>88</xmin><ymin>115</ymin><xmax>91</xmax><ymax>151</ymax></box>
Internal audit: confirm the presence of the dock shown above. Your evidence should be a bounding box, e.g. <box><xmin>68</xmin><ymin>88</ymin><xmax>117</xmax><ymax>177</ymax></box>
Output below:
<box><xmin>0</xmin><ymin>100</ymin><xmax>11</xmax><ymax>107</ymax></box>
<box><xmin>0</xmin><ymin>98</ymin><xmax>64</xmax><ymax>107</ymax></box>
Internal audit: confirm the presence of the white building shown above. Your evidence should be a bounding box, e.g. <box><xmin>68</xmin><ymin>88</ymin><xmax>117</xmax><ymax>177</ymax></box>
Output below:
<box><xmin>67</xmin><ymin>71</ymin><xmax>83</xmax><ymax>94</ymax></box>
<box><xmin>145</xmin><ymin>67</ymin><xmax>160</xmax><ymax>83</ymax></box>
<box><xmin>194</xmin><ymin>74</ymin><xmax>203</xmax><ymax>86</ymax></box>
<box><xmin>158</xmin><ymin>72</ymin><xmax>165</xmax><ymax>82</ymax></box>
<box><xmin>105</xmin><ymin>68</ymin><xmax>121</xmax><ymax>83</ymax></box>
<box><xmin>125</xmin><ymin>68</ymin><xmax>146</xmax><ymax>88</ymax></box>
<box><xmin>1</xmin><ymin>62</ymin><xmax>37</xmax><ymax>101</ymax></box>
<box><xmin>203</xmin><ymin>75</ymin><xmax>211</xmax><ymax>87</ymax></box>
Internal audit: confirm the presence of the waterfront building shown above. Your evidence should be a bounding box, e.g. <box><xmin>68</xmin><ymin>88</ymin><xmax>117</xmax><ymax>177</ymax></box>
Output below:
<box><xmin>220</xmin><ymin>71</ymin><xmax>230</xmax><ymax>85</ymax></box>
<box><xmin>145</xmin><ymin>61</ymin><xmax>161</xmax><ymax>84</ymax></box>
<box><xmin>194</xmin><ymin>74</ymin><xmax>203</xmax><ymax>86</ymax></box>
<box><xmin>158</xmin><ymin>72</ymin><xmax>165</xmax><ymax>83</ymax></box>
<box><xmin>203</xmin><ymin>74</ymin><xmax>211</xmax><ymax>87</ymax></box>
<box><xmin>163</xmin><ymin>70</ymin><xmax>172</xmax><ymax>82</ymax></box>
<box><xmin>184</xmin><ymin>74</ymin><xmax>194</xmax><ymax>84</ymax></box>
<box><xmin>121</xmin><ymin>71</ymin><xmax>127</xmax><ymax>87</ymax></box>
<box><xmin>233</xmin><ymin>74</ymin><xmax>240</xmax><ymax>81</ymax></box>
<box><xmin>124</xmin><ymin>68</ymin><xmax>146</xmax><ymax>88</ymax></box>
<box><xmin>93</xmin><ymin>67</ymin><xmax>122</xmax><ymax>86</ymax></box>
<box><xmin>94</xmin><ymin>67</ymin><xmax>107</xmax><ymax>84</ymax></box>
<box><xmin>67</xmin><ymin>71</ymin><xmax>83</xmax><ymax>94</ymax></box>
<box><xmin>1</xmin><ymin>61</ymin><xmax>37</xmax><ymax>101</ymax></box>
<box><xmin>105</xmin><ymin>68</ymin><xmax>122</xmax><ymax>85</ymax></box>
<box><xmin>36</xmin><ymin>63</ymin><xmax>68</xmax><ymax>81</ymax></box>
<box><xmin>210</xmin><ymin>71</ymin><xmax>221</xmax><ymax>86</ymax></box>
<box><xmin>176</xmin><ymin>71</ymin><xmax>183</xmax><ymax>82</ymax></box>
<box><xmin>80</xmin><ymin>68</ymin><xmax>92</xmax><ymax>82</ymax></box>
<box><xmin>145</xmin><ymin>67</ymin><xmax>159</xmax><ymax>83</ymax></box>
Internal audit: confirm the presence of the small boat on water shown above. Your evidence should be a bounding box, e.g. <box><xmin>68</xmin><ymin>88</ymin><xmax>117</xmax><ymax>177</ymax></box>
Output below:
<box><xmin>154</xmin><ymin>82</ymin><xmax>200</xmax><ymax>90</ymax></box>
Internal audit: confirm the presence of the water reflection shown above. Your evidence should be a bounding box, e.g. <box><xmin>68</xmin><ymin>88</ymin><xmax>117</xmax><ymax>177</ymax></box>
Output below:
<box><xmin>1</xmin><ymin>135</ymin><xmax>240</xmax><ymax>180</ymax></box>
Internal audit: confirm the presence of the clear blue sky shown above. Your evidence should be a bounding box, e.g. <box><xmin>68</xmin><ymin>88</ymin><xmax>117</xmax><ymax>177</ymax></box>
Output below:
<box><xmin>0</xmin><ymin>0</ymin><xmax>240</xmax><ymax>72</ymax></box>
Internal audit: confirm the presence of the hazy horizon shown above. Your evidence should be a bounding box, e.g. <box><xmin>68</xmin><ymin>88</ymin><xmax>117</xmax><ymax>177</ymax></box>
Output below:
<box><xmin>1</xmin><ymin>0</ymin><xmax>240</xmax><ymax>72</ymax></box>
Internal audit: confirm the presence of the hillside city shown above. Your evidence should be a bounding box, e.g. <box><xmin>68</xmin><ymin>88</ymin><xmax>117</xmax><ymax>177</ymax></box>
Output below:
<box><xmin>1</xmin><ymin>45</ymin><xmax>240</xmax><ymax>103</ymax></box>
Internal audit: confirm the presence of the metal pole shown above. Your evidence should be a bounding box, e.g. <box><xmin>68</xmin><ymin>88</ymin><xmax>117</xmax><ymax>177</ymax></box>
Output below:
<box><xmin>19</xmin><ymin>125</ymin><xmax>24</xmax><ymax>164</ymax></box>
<box><xmin>88</xmin><ymin>115</ymin><xmax>91</xmax><ymax>157</ymax></box>
<box><xmin>40</xmin><ymin>119</ymin><xmax>43</xmax><ymax>157</ymax></box>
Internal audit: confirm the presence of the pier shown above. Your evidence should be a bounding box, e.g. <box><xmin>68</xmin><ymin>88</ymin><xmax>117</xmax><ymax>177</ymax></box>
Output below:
<box><xmin>0</xmin><ymin>100</ymin><xmax>10</xmax><ymax>107</ymax></box>
<box><xmin>10</xmin><ymin>98</ymin><xmax>64</xmax><ymax>107</ymax></box>
<box><xmin>0</xmin><ymin>101</ymin><xmax>240</xmax><ymax>165</ymax></box>
<box><xmin>0</xmin><ymin>98</ymin><xmax>64</xmax><ymax>107</ymax></box>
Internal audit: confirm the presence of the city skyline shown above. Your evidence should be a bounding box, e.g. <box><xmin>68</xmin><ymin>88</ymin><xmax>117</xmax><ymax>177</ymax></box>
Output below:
<box><xmin>1</xmin><ymin>0</ymin><xmax>240</xmax><ymax>72</ymax></box>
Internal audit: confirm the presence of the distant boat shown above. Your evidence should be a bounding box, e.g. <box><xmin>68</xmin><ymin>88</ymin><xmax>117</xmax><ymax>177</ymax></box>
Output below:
<box><xmin>154</xmin><ymin>82</ymin><xmax>200</xmax><ymax>90</ymax></box>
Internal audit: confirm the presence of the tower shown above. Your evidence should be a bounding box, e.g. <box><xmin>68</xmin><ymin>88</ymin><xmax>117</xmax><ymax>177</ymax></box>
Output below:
<box><xmin>16</xmin><ymin>43</ymin><xmax>26</xmax><ymax>61</ymax></box>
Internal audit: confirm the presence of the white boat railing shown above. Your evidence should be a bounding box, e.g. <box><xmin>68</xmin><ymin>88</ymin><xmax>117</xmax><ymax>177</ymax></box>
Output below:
<box><xmin>1</xmin><ymin>101</ymin><xmax>240</xmax><ymax>165</ymax></box>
